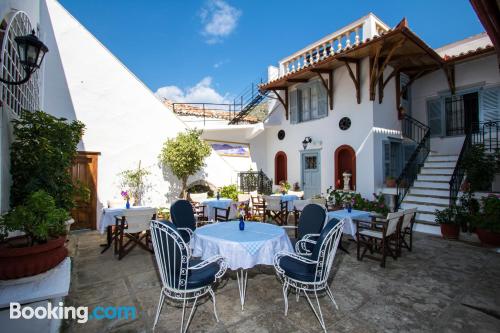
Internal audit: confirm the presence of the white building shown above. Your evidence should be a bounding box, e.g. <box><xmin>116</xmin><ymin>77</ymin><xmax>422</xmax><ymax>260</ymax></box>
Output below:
<box><xmin>0</xmin><ymin>0</ymin><xmax>238</xmax><ymax>230</ymax></box>
<box><xmin>203</xmin><ymin>14</ymin><xmax>500</xmax><ymax>234</ymax></box>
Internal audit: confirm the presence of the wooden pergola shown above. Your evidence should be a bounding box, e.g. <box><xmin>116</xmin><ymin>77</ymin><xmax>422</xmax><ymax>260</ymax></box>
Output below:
<box><xmin>260</xmin><ymin>19</ymin><xmax>455</xmax><ymax>120</ymax></box>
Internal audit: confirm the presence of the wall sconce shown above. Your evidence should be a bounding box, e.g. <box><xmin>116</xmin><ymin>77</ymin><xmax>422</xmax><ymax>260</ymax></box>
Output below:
<box><xmin>302</xmin><ymin>136</ymin><xmax>312</xmax><ymax>150</ymax></box>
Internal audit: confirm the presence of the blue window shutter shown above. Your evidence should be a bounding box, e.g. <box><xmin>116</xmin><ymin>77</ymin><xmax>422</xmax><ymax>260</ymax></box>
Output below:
<box><xmin>310</xmin><ymin>83</ymin><xmax>319</xmax><ymax>119</ymax></box>
<box><xmin>318</xmin><ymin>81</ymin><xmax>328</xmax><ymax>117</ymax></box>
<box><xmin>383</xmin><ymin>141</ymin><xmax>391</xmax><ymax>178</ymax></box>
<box><xmin>289</xmin><ymin>89</ymin><xmax>298</xmax><ymax>124</ymax></box>
<box><xmin>480</xmin><ymin>86</ymin><xmax>500</xmax><ymax>122</ymax></box>
<box><xmin>427</xmin><ymin>98</ymin><xmax>443</xmax><ymax>137</ymax></box>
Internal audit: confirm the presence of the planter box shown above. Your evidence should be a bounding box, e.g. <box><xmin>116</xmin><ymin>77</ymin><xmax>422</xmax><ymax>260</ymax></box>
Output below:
<box><xmin>440</xmin><ymin>224</ymin><xmax>460</xmax><ymax>240</ymax></box>
<box><xmin>476</xmin><ymin>228</ymin><xmax>500</xmax><ymax>247</ymax></box>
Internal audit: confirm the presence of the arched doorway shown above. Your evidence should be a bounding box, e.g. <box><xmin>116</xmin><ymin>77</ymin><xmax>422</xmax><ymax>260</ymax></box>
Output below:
<box><xmin>274</xmin><ymin>151</ymin><xmax>287</xmax><ymax>185</ymax></box>
<box><xmin>334</xmin><ymin>145</ymin><xmax>356</xmax><ymax>190</ymax></box>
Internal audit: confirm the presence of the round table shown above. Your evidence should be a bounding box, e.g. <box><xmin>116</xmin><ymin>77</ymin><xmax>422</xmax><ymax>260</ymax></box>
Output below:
<box><xmin>192</xmin><ymin>221</ymin><xmax>293</xmax><ymax>309</ymax></box>
<box><xmin>200</xmin><ymin>198</ymin><xmax>233</xmax><ymax>221</ymax></box>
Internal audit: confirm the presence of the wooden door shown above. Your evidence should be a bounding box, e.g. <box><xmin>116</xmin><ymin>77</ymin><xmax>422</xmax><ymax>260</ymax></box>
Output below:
<box><xmin>71</xmin><ymin>152</ymin><xmax>99</xmax><ymax>230</ymax></box>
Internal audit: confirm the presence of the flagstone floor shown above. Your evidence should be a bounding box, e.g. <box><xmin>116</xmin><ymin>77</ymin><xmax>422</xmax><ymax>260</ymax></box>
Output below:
<box><xmin>62</xmin><ymin>230</ymin><xmax>500</xmax><ymax>333</ymax></box>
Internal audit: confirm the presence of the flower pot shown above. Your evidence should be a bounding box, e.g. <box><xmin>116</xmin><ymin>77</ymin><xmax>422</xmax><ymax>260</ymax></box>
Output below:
<box><xmin>440</xmin><ymin>224</ymin><xmax>460</xmax><ymax>240</ymax></box>
<box><xmin>385</xmin><ymin>179</ymin><xmax>396</xmax><ymax>188</ymax></box>
<box><xmin>0</xmin><ymin>236</ymin><xmax>68</xmax><ymax>280</ymax></box>
<box><xmin>476</xmin><ymin>228</ymin><xmax>500</xmax><ymax>246</ymax></box>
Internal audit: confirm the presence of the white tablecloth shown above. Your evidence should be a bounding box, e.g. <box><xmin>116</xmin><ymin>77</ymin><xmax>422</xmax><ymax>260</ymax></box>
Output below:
<box><xmin>201</xmin><ymin>198</ymin><xmax>233</xmax><ymax>221</ymax></box>
<box><xmin>271</xmin><ymin>194</ymin><xmax>299</xmax><ymax>211</ymax></box>
<box><xmin>327</xmin><ymin>209</ymin><xmax>372</xmax><ymax>238</ymax></box>
<box><xmin>99</xmin><ymin>206</ymin><xmax>152</xmax><ymax>234</ymax></box>
<box><xmin>192</xmin><ymin>221</ymin><xmax>293</xmax><ymax>270</ymax></box>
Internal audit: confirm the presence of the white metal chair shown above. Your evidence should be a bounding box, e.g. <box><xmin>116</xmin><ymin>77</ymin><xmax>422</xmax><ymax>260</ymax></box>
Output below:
<box><xmin>150</xmin><ymin>220</ymin><xmax>227</xmax><ymax>332</ymax></box>
<box><xmin>274</xmin><ymin>218</ymin><xmax>344</xmax><ymax>332</ymax></box>
<box><xmin>115</xmin><ymin>207</ymin><xmax>156</xmax><ymax>260</ymax></box>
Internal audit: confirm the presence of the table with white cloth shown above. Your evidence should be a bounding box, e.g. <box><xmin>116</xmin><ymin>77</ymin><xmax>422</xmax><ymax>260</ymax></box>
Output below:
<box><xmin>192</xmin><ymin>221</ymin><xmax>293</xmax><ymax>309</ymax></box>
<box><xmin>327</xmin><ymin>209</ymin><xmax>372</xmax><ymax>239</ymax></box>
<box><xmin>271</xmin><ymin>194</ymin><xmax>299</xmax><ymax>211</ymax></box>
<box><xmin>200</xmin><ymin>198</ymin><xmax>233</xmax><ymax>221</ymax></box>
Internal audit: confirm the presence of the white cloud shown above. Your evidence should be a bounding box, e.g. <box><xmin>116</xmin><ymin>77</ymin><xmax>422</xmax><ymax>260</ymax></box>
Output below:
<box><xmin>213</xmin><ymin>59</ymin><xmax>229</xmax><ymax>68</ymax></box>
<box><xmin>200</xmin><ymin>0</ymin><xmax>241</xmax><ymax>44</ymax></box>
<box><xmin>155</xmin><ymin>76</ymin><xmax>230</xmax><ymax>104</ymax></box>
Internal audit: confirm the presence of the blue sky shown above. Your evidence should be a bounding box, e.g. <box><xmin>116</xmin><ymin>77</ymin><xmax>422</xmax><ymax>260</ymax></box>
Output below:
<box><xmin>59</xmin><ymin>0</ymin><xmax>484</xmax><ymax>103</ymax></box>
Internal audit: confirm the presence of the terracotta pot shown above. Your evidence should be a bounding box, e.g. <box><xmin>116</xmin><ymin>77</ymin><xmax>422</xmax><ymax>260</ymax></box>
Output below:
<box><xmin>0</xmin><ymin>236</ymin><xmax>68</xmax><ymax>280</ymax></box>
<box><xmin>440</xmin><ymin>224</ymin><xmax>460</xmax><ymax>240</ymax></box>
<box><xmin>385</xmin><ymin>179</ymin><xmax>396</xmax><ymax>188</ymax></box>
<box><xmin>476</xmin><ymin>228</ymin><xmax>500</xmax><ymax>246</ymax></box>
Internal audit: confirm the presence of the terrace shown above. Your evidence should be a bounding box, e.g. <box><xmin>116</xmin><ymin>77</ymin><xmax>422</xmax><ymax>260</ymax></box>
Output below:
<box><xmin>63</xmin><ymin>229</ymin><xmax>500</xmax><ymax>332</ymax></box>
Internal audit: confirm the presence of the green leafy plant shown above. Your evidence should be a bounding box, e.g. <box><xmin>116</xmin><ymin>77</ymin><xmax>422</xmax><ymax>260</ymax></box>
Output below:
<box><xmin>278</xmin><ymin>180</ymin><xmax>291</xmax><ymax>193</ymax></box>
<box><xmin>10</xmin><ymin>111</ymin><xmax>85</xmax><ymax>211</ymax></box>
<box><xmin>159</xmin><ymin>129</ymin><xmax>211</xmax><ymax>198</ymax></box>
<box><xmin>119</xmin><ymin>161</ymin><xmax>151</xmax><ymax>205</ymax></box>
<box><xmin>435</xmin><ymin>207</ymin><xmax>460</xmax><ymax>225</ymax></box>
<box><xmin>462</xmin><ymin>144</ymin><xmax>498</xmax><ymax>192</ymax></box>
<box><xmin>157</xmin><ymin>207</ymin><xmax>170</xmax><ymax>221</ymax></box>
<box><xmin>472</xmin><ymin>194</ymin><xmax>500</xmax><ymax>232</ymax></box>
<box><xmin>219</xmin><ymin>184</ymin><xmax>239</xmax><ymax>201</ymax></box>
<box><xmin>0</xmin><ymin>191</ymin><xmax>69</xmax><ymax>246</ymax></box>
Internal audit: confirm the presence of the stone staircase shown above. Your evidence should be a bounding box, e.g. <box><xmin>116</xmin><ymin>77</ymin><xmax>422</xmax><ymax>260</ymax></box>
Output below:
<box><xmin>400</xmin><ymin>153</ymin><xmax>458</xmax><ymax>229</ymax></box>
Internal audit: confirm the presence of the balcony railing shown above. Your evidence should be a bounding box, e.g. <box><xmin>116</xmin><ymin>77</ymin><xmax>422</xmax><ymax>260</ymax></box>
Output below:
<box><xmin>277</xmin><ymin>14</ymin><xmax>390</xmax><ymax>78</ymax></box>
<box><xmin>237</xmin><ymin>170</ymin><xmax>273</xmax><ymax>195</ymax></box>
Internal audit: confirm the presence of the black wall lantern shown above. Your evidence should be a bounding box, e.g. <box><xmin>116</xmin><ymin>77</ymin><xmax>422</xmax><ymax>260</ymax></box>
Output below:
<box><xmin>0</xmin><ymin>30</ymin><xmax>48</xmax><ymax>85</ymax></box>
<box><xmin>302</xmin><ymin>136</ymin><xmax>312</xmax><ymax>150</ymax></box>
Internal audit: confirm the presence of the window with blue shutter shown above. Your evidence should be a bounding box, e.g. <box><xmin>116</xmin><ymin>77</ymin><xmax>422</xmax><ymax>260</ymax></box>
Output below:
<box><xmin>290</xmin><ymin>80</ymin><xmax>328</xmax><ymax>124</ymax></box>
<box><xmin>427</xmin><ymin>98</ymin><xmax>443</xmax><ymax>137</ymax></box>
<box><xmin>318</xmin><ymin>82</ymin><xmax>328</xmax><ymax>117</ymax></box>
<box><xmin>480</xmin><ymin>86</ymin><xmax>500</xmax><ymax>122</ymax></box>
<box><xmin>289</xmin><ymin>89</ymin><xmax>298</xmax><ymax>124</ymax></box>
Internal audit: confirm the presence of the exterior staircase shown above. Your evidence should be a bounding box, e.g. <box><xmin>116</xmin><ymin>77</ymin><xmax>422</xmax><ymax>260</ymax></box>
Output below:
<box><xmin>400</xmin><ymin>153</ymin><xmax>459</xmax><ymax>229</ymax></box>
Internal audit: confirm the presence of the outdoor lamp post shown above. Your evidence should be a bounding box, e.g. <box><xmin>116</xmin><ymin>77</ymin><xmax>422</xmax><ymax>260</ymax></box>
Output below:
<box><xmin>0</xmin><ymin>30</ymin><xmax>48</xmax><ymax>86</ymax></box>
<box><xmin>302</xmin><ymin>136</ymin><xmax>312</xmax><ymax>150</ymax></box>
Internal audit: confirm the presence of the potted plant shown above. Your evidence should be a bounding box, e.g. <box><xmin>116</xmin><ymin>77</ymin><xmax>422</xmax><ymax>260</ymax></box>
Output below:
<box><xmin>219</xmin><ymin>184</ymin><xmax>239</xmax><ymax>201</ymax></box>
<box><xmin>472</xmin><ymin>194</ymin><xmax>500</xmax><ymax>246</ymax></box>
<box><xmin>0</xmin><ymin>191</ymin><xmax>69</xmax><ymax>280</ymax></box>
<box><xmin>119</xmin><ymin>161</ymin><xmax>151</xmax><ymax>206</ymax></box>
<box><xmin>279</xmin><ymin>180</ymin><xmax>291</xmax><ymax>194</ymax></box>
<box><xmin>385</xmin><ymin>176</ymin><xmax>396</xmax><ymax>188</ymax></box>
<box><xmin>435</xmin><ymin>207</ymin><xmax>460</xmax><ymax>240</ymax></box>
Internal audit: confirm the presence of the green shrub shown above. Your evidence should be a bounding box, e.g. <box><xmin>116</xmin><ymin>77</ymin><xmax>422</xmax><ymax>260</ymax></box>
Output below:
<box><xmin>220</xmin><ymin>184</ymin><xmax>239</xmax><ymax>201</ymax></box>
<box><xmin>472</xmin><ymin>194</ymin><xmax>500</xmax><ymax>232</ymax></box>
<box><xmin>462</xmin><ymin>144</ymin><xmax>497</xmax><ymax>191</ymax></box>
<box><xmin>0</xmin><ymin>191</ymin><xmax>69</xmax><ymax>246</ymax></box>
<box><xmin>435</xmin><ymin>207</ymin><xmax>460</xmax><ymax>225</ymax></box>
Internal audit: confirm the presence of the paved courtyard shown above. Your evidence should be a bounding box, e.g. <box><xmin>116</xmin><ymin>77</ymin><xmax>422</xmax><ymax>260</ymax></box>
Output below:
<box><xmin>63</xmin><ymin>230</ymin><xmax>500</xmax><ymax>332</ymax></box>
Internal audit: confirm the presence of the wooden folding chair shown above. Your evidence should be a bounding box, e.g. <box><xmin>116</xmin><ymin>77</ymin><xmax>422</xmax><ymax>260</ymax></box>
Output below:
<box><xmin>263</xmin><ymin>196</ymin><xmax>288</xmax><ymax>225</ymax></box>
<box><xmin>115</xmin><ymin>208</ymin><xmax>156</xmax><ymax>260</ymax></box>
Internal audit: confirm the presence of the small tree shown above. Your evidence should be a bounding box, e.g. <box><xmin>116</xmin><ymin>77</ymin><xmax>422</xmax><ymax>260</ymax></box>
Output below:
<box><xmin>119</xmin><ymin>161</ymin><xmax>151</xmax><ymax>205</ymax></box>
<box><xmin>160</xmin><ymin>130</ymin><xmax>211</xmax><ymax>198</ymax></box>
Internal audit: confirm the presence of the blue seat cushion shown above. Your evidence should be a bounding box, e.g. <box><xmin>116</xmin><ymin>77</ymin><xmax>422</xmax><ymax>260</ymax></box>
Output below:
<box><xmin>278</xmin><ymin>255</ymin><xmax>316</xmax><ymax>282</ymax></box>
<box><xmin>186</xmin><ymin>261</ymin><xmax>220</xmax><ymax>289</ymax></box>
<box><xmin>177</xmin><ymin>229</ymin><xmax>191</xmax><ymax>243</ymax></box>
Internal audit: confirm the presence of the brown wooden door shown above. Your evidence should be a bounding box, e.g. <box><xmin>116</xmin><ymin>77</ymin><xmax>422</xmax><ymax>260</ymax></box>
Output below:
<box><xmin>71</xmin><ymin>152</ymin><xmax>99</xmax><ymax>230</ymax></box>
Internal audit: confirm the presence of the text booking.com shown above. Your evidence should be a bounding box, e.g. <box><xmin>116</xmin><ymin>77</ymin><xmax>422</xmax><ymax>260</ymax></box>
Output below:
<box><xmin>10</xmin><ymin>302</ymin><xmax>136</xmax><ymax>323</ymax></box>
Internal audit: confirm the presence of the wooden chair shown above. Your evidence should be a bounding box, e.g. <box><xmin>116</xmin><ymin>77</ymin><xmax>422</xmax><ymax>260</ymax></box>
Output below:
<box><xmin>400</xmin><ymin>208</ymin><xmax>417</xmax><ymax>253</ymax></box>
<box><xmin>356</xmin><ymin>211</ymin><xmax>404</xmax><ymax>268</ymax></box>
<box><xmin>188</xmin><ymin>192</ymin><xmax>208</xmax><ymax>224</ymax></box>
<box><xmin>263</xmin><ymin>195</ymin><xmax>288</xmax><ymax>225</ymax></box>
<box><xmin>251</xmin><ymin>194</ymin><xmax>265</xmax><ymax>221</ymax></box>
<box><xmin>214</xmin><ymin>205</ymin><xmax>231</xmax><ymax>221</ymax></box>
<box><xmin>115</xmin><ymin>208</ymin><xmax>156</xmax><ymax>260</ymax></box>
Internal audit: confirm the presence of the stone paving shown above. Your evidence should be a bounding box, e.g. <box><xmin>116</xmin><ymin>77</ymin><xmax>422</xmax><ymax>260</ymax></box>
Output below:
<box><xmin>62</xmin><ymin>230</ymin><xmax>500</xmax><ymax>332</ymax></box>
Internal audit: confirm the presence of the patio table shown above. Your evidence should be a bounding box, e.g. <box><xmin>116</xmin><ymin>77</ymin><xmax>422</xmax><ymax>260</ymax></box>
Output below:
<box><xmin>192</xmin><ymin>221</ymin><xmax>293</xmax><ymax>310</ymax></box>
<box><xmin>327</xmin><ymin>209</ymin><xmax>372</xmax><ymax>238</ymax></box>
<box><xmin>200</xmin><ymin>198</ymin><xmax>233</xmax><ymax>221</ymax></box>
<box><xmin>271</xmin><ymin>193</ymin><xmax>299</xmax><ymax>211</ymax></box>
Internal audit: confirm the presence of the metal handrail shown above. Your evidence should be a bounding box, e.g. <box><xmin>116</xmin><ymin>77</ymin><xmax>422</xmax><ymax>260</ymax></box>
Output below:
<box><xmin>238</xmin><ymin>170</ymin><xmax>273</xmax><ymax>195</ymax></box>
<box><xmin>449</xmin><ymin>132</ymin><xmax>471</xmax><ymax>207</ymax></box>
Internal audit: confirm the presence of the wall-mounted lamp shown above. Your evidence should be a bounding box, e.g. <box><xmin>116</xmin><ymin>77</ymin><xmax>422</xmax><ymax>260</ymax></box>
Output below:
<box><xmin>302</xmin><ymin>136</ymin><xmax>312</xmax><ymax>150</ymax></box>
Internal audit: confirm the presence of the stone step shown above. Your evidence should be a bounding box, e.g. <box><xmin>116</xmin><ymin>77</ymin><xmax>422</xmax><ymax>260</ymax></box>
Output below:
<box><xmin>420</xmin><ymin>167</ymin><xmax>454</xmax><ymax>175</ymax></box>
<box><xmin>409</xmin><ymin>187</ymin><xmax>450</xmax><ymax>196</ymax></box>
<box><xmin>400</xmin><ymin>201</ymin><xmax>448</xmax><ymax>212</ymax></box>
<box><xmin>423</xmin><ymin>161</ymin><xmax>456</xmax><ymax>168</ymax></box>
<box><xmin>415</xmin><ymin>219</ymin><xmax>438</xmax><ymax>226</ymax></box>
<box><xmin>417</xmin><ymin>174</ymin><xmax>451</xmax><ymax>182</ymax></box>
<box><xmin>416</xmin><ymin>211</ymin><xmax>437</xmax><ymax>223</ymax></box>
<box><xmin>404</xmin><ymin>194</ymin><xmax>449</xmax><ymax>205</ymax></box>
<box><xmin>426</xmin><ymin>154</ymin><xmax>459</xmax><ymax>162</ymax></box>
<box><xmin>413</xmin><ymin>180</ymin><xmax>449</xmax><ymax>189</ymax></box>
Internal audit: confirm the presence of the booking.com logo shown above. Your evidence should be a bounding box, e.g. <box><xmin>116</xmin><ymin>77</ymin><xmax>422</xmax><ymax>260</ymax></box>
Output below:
<box><xmin>10</xmin><ymin>302</ymin><xmax>136</xmax><ymax>323</ymax></box>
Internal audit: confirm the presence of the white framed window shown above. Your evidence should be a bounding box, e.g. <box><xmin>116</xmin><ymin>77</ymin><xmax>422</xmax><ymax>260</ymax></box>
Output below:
<box><xmin>289</xmin><ymin>80</ymin><xmax>327</xmax><ymax>124</ymax></box>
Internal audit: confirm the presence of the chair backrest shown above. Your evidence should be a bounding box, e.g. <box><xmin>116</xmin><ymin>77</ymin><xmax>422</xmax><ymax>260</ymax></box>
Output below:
<box><xmin>287</xmin><ymin>190</ymin><xmax>304</xmax><ymax>199</ymax></box>
<box><xmin>297</xmin><ymin>204</ymin><xmax>326</xmax><ymax>239</ymax></box>
<box><xmin>311</xmin><ymin>218</ymin><xmax>344</xmax><ymax>284</ymax></box>
<box><xmin>189</xmin><ymin>192</ymin><xmax>208</xmax><ymax>203</ymax></box>
<box><xmin>402</xmin><ymin>208</ymin><xmax>417</xmax><ymax>230</ymax></box>
<box><xmin>238</xmin><ymin>193</ymin><xmax>251</xmax><ymax>202</ymax></box>
<box><xmin>251</xmin><ymin>193</ymin><xmax>263</xmax><ymax>205</ymax></box>
<box><xmin>293</xmin><ymin>199</ymin><xmax>312</xmax><ymax>212</ymax></box>
<box><xmin>150</xmin><ymin>220</ymin><xmax>190</xmax><ymax>291</ymax></box>
<box><xmin>263</xmin><ymin>196</ymin><xmax>282</xmax><ymax>211</ymax></box>
<box><xmin>386</xmin><ymin>211</ymin><xmax>404</xmax><ymax>236</ymax></box>
<box><xmin>310</xmin><ymin>197</ymin><xmax>327</xmax><ymax>208</ymax></box>
<box><xmin>107</xmin><ymin>198</ymin><xmax>124</xmax><ymax>208</ymax></box>
<box><xmin>170</xmin><ymin>199</ymin><xmax>196</xmax><ymax>231</ymax></box>
<box><xmin>121</xmin><ymin>207</ymin><xmax>156</xmax><ymax>233</ymax></box>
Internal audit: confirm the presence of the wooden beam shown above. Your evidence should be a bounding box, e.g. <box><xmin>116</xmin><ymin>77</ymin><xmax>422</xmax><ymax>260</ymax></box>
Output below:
<box><xmin>369</xmin><ymin>44</ymin><xmax>382</xmax><ymax>100</ymax></box>
<box><xmin>310</xmin><ymin>68</ymin><xmax>332</xmax><ymax>73</ymax></box>
<box><xmin>383</xmin><ymin>66</ymin><xmax>399</xmax><ymax>88</ymax></box>
<box><xmin>343</xmin><ymin>60</ymin><xmax>360</xmax><ymax>104</ymax></box>
<box><xmin>396</xmin><ymin>70</ymin><xmax>402</xmax><ymax>119</ymax></box>
<box><xmin>272</xmin><ymin>89</ymin><xmax>288</xmax><ymax>120</ymax></box>
<box><xmin>337</xmin><ymin>56</ymin><xmax>358</xmax><ymax>63</ymax></box>
<box><xmin>314</xmin><ymin>70</ymin><xmax>334</xmax><ymax>110</ymax></box>
<box><xmin>442</xmin><ymin>64</ymin><xmax>456</xmax><ymax>95</ymax></box>
<box><xmin>286</xmin><ymin>78</ymin><xmax>309</xmax><ymax>83</ymax></box>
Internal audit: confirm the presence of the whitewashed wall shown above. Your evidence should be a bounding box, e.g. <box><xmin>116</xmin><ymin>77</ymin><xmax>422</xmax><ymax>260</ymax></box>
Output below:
<box><xmin>38</xmin><ymin>0</ymin><xmax>236</xmax><ymax>222</ymax></box>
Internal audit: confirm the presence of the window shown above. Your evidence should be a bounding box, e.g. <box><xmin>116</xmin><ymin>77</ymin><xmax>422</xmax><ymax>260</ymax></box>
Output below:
<box><xmin>305</xmin><ymin>156</ymin><xmax>317</xmax><ymax>169</ymax></box>
<box><xmin>383</xmin><ymin>139</ymin><xmax>416</xmax><ymax>179</ymax></box>
<box><xmin>290</xmin><ymin>81</ymin><xmax>327</xmax><ymax>124</ymax></box>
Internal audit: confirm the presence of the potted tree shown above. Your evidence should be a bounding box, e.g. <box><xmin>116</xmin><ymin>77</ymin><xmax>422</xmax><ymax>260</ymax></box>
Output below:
<box><xmin>435</xmin><ymin>207</ymin><xmax>460</xmax><ymax>240</ymax></box>
<box><xmin>0</xmin><ymin>191</ymin><xmax>69</xmax><ymax>279</ymax></box>
<box><xmin>472</xmin><ymin>194</ymin><xmax>500</xmax><ymax>246</ymax></box>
